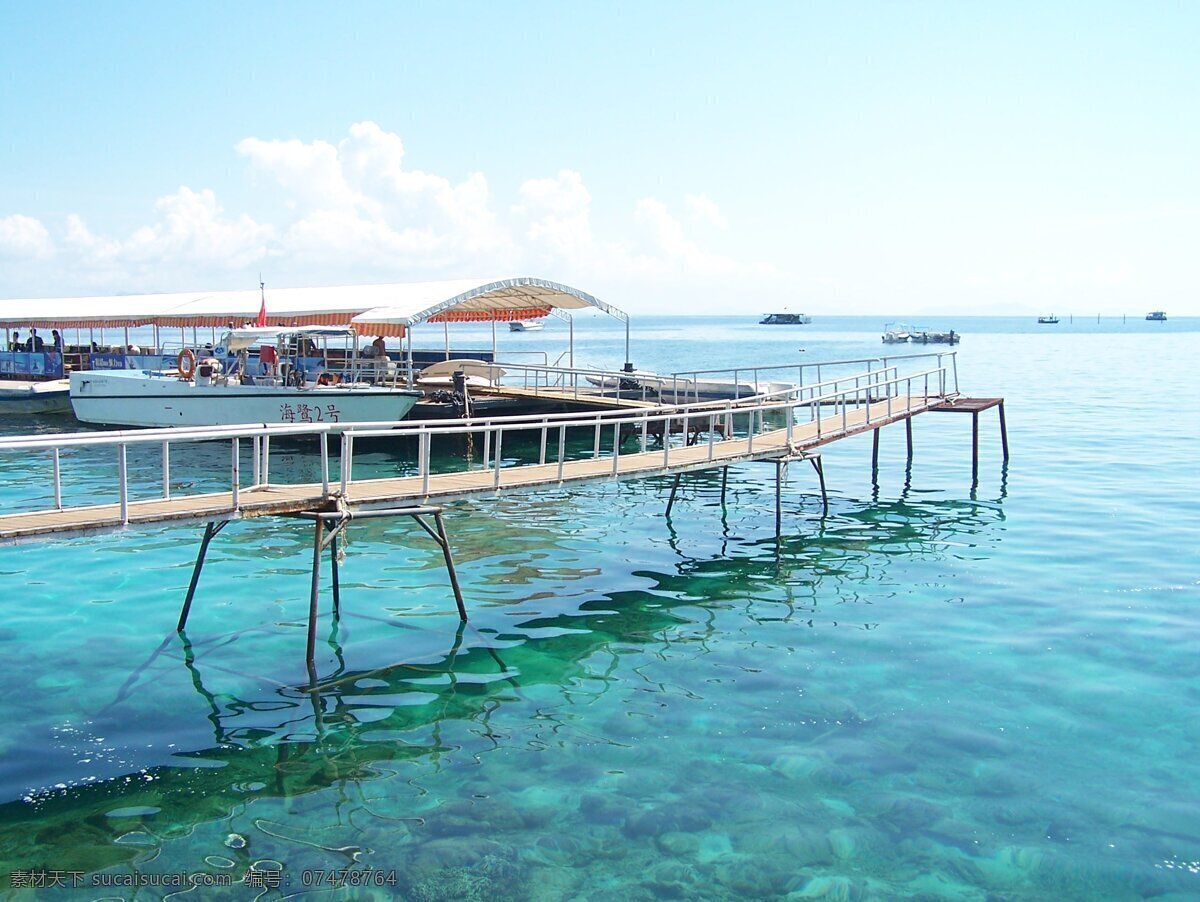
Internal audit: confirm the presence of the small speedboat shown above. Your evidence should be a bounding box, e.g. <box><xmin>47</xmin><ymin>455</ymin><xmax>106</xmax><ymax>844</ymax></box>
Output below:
<box><xmin>1146</xmin><ymin>311</ymin><xmax>1167</xmax><ymax>322</ymax></box>
<box><xmin>508</xmin><ymin>320</ymin><xmax>544</xmax><ymax>332</ymax></box>
<box><xmin>881</xmin><ymin>323</ymin><xmax>913</xmax><ymax>344</ymax></box>
<box><xmin>1037</xmin><ymin>315</ymin><xmax>1059</xmax><ymax>324</ymax></box>
<box><xmin>759</xmin><ymin>313</ymin><xmax>811</xmax><ymax>325</ymax></box>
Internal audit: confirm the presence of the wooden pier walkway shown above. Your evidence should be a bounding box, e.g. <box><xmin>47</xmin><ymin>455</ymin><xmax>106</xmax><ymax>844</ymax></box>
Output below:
<box><xmin>0</xmin><ymin>394</ymin><xmax>1003</xmax><ymax>545</ymax></box>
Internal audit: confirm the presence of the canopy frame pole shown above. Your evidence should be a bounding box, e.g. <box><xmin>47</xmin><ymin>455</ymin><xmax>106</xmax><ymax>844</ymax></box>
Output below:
<box><xmin>443</xmin><ymin>320</ymin><xmax>449</xmax><ymax>360</ymax></box>
<box><xmin>406</xmin><ymin>328</ymin><xmax>414</xmax><ymax>387</ymax></box>
<box><xmin>491</xmin><ymin>320</ymin><xmax>496</xmax><ymax>361</ymax></box>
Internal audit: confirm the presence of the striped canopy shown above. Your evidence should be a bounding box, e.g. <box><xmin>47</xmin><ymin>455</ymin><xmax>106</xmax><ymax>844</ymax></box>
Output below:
<box><xmin>0</xmin><ymin>277</ymin><xmax>623</xmax><ymax>339</ymax></box>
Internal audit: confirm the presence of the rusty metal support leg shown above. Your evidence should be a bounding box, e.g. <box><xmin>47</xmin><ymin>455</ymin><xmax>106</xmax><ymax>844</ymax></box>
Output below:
<box><xmin>412</xmin><ymin>510</ymin><xmax>467</xmax><ymax>621</ymax></box>
<box><xmin>433</xmin><ymin>512</ymin><xmax>467</xmax><ymax>621</ymax></box>
<box><xmin>971</xmin><ymin>411</ymin><xmax>980</xmax><ymax>482</ymax></box>
<box><xmin>775</xmin><ymin>461</ymin><xmax>784</xmax><ymax>539</ymax></box>
<box><xmin>872</xmin><ymin>428</ymin><xmax>880</xmax><ymax>471</ymax></box>
<box><xmin>666</xmin><ymin>472</ymin><xmax>682</xmax><ymax>517</ymax></box>
<box><xmin>998</xmin><ymin>401</ymin><xmax>1009</xmax><ymax>461</ymax></box>
<box><xmin>306</xmin><ymin>518</ymin><xmax>322</xmax><ymax>666</ymax></box>
<box><xmin>177</xmin><ymin>520</ymin><xmax>227</xmax><ymax>631</ymax></box>
<box><xmin>906</xmin><ymin>417</ymin><xmax>913</xmax><ymax>460</ymax></box>
<box><xmin>810</xmin><ymin>455</ymin><xmax>828</xmax><ymax>515</ymax></box>
<box><xmin>329</xmin><ymin>524</ymin><xmax>341</xmax><ymax>616</ymax></box>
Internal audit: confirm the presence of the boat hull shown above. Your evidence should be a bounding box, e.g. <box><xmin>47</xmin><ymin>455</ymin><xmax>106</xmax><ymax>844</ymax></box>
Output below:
<box><xmin>69</xmin><ymin>371</ymin><xmax>421</xmax><ymax>428</ymax></box>
<box><xmin>0</xmin><ymin>380</ymin><xmax>71</xmax><ymax>414</ymax></box>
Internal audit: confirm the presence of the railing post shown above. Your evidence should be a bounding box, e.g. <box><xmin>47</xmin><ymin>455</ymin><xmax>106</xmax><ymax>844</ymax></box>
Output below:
<box><xmin>161</xmin><ymin>441</ymin><xmax>170</xmax><ymax>500</ymax></box>
<box><xmin>482</xmin><ymin>429</ymin><xmax>491</xmax><ymax>470</ymax></box>
<box><xmin>663</xmin><ymin>417</ymin><xmax>671</xmax><ymax>466</ymax></box>
<box><xmin>117</xmin><ymin>443</ymin><xmax>129</xmax><ymax>523</ymax></box>
<box><xmin>593</xmin><ymin>420</ymin><xmax>601</xmax><ymax>458</ymax></box>
<box><xmin>611</xmin><ymin>423</ymin><xmax>621</xmax><ymax>475</ymax></box>
<box><xmin>493</xmin><ymin>429</ymin><xmax>503</xmax><ymax>487</ymax></box>
<box><xmin>339</xmin><ymin>433</ymin><xmax>350</xmax><ymax>495</ymax></box>
<box><xmin>421</xmin><ymin>429</ymin><xmax>431</xmax><ymax>495</ymax></box>
<box><xmin>539</xmin><ymin>419</ymin><xmax>548</xmax><ymax>465</ymax></box>
<box><xmin>708</xmin><ymin>414</ymin><xmax>716</xmax><ymax>460</ymax></box>
<box><xmin>231</xmin><ymin>438</ymin><xmax>240</xmax><ymax>509</ymax></box>
<box><xmin>557</xmin><ymin>425</ymin><xmax>566</xmax><ymax>481</ymax></box>
<box><xmin>53</xmin><ymin>448</ymin><xmax>62</xmax><ymax>510</ymax></box>
<box><xmin>261</xmin><ymin>435</ymin><xmax>270</xmax><ymax>486</ymax></box>
<box><xmin>252</xmin><ymin>436</ymin><xmax>261</xmax><ymax>486</ymax></box>
<box><xmin>319</xmin><ymin>432</ymin><xmax>329</xmax><ymax>496</ymax></box>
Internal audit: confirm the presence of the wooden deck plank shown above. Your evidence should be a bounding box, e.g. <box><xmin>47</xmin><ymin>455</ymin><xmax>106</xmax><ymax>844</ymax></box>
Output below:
<box><xmin>0</xmin><ymin>394</ymin><xmax>965</xmax><ymax>542</ymax></box>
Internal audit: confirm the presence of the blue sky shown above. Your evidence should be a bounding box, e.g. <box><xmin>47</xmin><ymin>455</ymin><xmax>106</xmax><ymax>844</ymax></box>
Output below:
<box><xmin>1</xmin><ymin>1</ymin><xmax>1197</xmax><ymax>315</ymax></box>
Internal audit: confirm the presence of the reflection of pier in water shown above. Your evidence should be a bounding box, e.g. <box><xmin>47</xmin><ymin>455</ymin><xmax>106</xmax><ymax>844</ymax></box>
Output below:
<box><xmin>0</xmin><ymin>484</ymin><xmax>1009</xmax><ymax>875</ymax></box>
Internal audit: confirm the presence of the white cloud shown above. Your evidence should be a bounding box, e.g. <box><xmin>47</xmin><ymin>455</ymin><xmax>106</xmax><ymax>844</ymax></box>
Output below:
<box><xmin>685</xmin><ymin>193</ymin><xmax>727</xmax><ymax>229</ymax></box>
<box><xmin>0</xmin><ymin>123</ymin><xmax>768</xmax><ymax>304</ymax></box>
<box><xmin>0</xmin><ymin>214</ymin><xmax>53</xmax><ymax>260</ymax></box>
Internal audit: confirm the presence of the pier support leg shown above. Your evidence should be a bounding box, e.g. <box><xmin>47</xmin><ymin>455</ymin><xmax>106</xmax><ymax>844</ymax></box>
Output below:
<box><xmin>905</xmin><ymin>417</ymin><xmax>913</xmax><ymax>460</ymax></box>
<box><xmin>329</xmin><ymin>525</ymin><xmax>341</xmax><ymax>616</ymax></box>
<box><xmin>413</xmin><ymin>511</ymin><xmax>467</xmax><ymax>621</ymax></box>
<box><xmin>971</xmin><ymin>411</ymin><xmax>980</xmax><ymax>482</ymax></box>
<box><xmin>998</xmin><ymin>401</ymin><xmax>1009</xmax><ymax>461</ymax></box>
<box><xmin>666</xmin><ymin>472</ymin><xmax>682</xmax><ymax>517</ymax></box>
<box><xmin>306</xmin><ymin>518</ymin><xmax>322</xmax><ymax>666</ymax></box>
<box><xmin>872</xmin><ymin>428</ymin><xmax>880</xmax><ymax>471</ymax></box>
<box><xmin>809</xmin><ymin>455</ymin><xmax>829</xmax><ymax>515</ymax></box>
<box><xmin>775</xmin><ymin>461</ymin><xmax>785</xmax><ymax>539</ymax></box>
<box><xmin>177</xmin><ymin>521</ymin><xmax>227</xmax><ymax>631</ymax></box>
<box><xmin>433</xmin><ymin>512</ymin><xmax>467</xmax><ymax>622</ymax></box>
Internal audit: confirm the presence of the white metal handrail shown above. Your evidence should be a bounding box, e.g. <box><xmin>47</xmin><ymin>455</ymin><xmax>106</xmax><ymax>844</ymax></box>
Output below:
<box><xmin>0</xmin><ymin>363</ymin><xmax>949</xmax><ymax>525</ymax></box>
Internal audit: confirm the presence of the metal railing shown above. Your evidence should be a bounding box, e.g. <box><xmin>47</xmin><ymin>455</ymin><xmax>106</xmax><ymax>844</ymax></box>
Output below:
<box><xmin>0</xmin><ymin>360</ymin><xmax>953</xmax><ymax>529</ymax></box>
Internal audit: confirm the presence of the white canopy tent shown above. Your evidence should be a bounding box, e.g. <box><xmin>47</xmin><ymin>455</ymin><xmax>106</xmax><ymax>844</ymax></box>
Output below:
<box><xmin>350</xmin><ymin>276</ymin><xmax>632</xmax><ymax>380</ymax></box>
<box><xmin>1</xmin><ymin>277</ymin><xmax>630</xmax><ymax>375</ymax></box>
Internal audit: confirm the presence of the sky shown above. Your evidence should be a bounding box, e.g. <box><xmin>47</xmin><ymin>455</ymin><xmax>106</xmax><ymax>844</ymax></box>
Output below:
<box><xmin>1</xmin><ymin>1</ymin><xmax>1197</xmax><ymax>316</ymax></box>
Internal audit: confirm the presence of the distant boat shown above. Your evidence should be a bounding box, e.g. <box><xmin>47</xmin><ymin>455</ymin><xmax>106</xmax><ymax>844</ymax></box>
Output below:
<box><xmin>911</xmin><ymin>328</ymin><xmax>960</xmax><ymax>345</ymax></box>
<box><xmin>759</xmin><ymin>313</ymin><xmax>811</xmax><ymax>325</ymax></box>
<box><xmin>1146</xmin><ymin>311</ymin><xmax>1167</xmax><ymax>322</ymax></box>
<box><xmin>881</xmin><ymin>323</ymin><xmax>913</xmax><ymax>344</ymax></box>
<box><xmin>509</xmin><ymin>320</ymin><xmax>544</xmax><ymax>332</ymax></box>
<box><xmin>1037</xmin><ymin>315</ymin><xmax>1059</xmax><ymax>324</ymax></box>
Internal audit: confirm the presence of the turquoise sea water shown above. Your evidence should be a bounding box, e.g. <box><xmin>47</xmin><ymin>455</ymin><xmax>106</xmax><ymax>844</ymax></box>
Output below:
<box><xmin>1</xmin><ymin>315</ymin><xmax>1198</xmax><ymax>899</ymax></box>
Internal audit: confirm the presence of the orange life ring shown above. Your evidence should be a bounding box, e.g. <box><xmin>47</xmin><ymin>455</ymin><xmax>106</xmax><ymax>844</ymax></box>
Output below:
<box><xmin>176</xmin><ymin>348</ymin><xmax>197</xmax><ymax>379</ymax></box>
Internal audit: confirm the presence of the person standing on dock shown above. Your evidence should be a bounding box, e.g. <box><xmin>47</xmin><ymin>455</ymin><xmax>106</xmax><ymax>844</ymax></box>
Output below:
<box><xmin>25</xmin><ymin>328</ymin><xmax>44</xmax><ymax>352</ymax></box>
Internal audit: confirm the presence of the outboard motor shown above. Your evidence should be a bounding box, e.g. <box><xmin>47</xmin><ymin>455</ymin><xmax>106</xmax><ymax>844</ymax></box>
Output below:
<box><xmin>452</xmin><ymin>370</ymin><xmax>472</xmax><ymax>418</ymax></box>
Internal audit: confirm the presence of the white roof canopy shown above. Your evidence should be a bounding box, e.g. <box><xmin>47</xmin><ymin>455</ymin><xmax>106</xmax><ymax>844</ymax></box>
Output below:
<box><xmin>350</xmin><ymin>277</ymin><xmax>627</xmax><ymax>329</ymax></box>
<box><xmin>0</xmin><ymin>277</ymin><xmax>626</xmax><ymax>337</ymax></box>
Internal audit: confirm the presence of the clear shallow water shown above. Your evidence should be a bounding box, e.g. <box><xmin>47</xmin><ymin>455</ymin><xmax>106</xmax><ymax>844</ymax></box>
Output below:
<box><xmin>1</xmin><ymin>316</ymin><xmax>1199</xmax><ymax>899</ymax></box>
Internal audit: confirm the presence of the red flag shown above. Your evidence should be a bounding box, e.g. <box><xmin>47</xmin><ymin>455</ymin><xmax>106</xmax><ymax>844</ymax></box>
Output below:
<box><xmin>256</xmin><ymin>284</ymin><xmax>267</xmax><ymax>327</ymax></box>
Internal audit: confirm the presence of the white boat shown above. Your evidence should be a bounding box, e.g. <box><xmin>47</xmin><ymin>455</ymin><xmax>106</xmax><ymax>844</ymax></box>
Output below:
<box><xmin>759</xmin><ymin>313</ymin><xmax>811</xmax><ymax>325</ymax></box>
<box><xmin>0</xmin><ymin>379</ymin><xmax>71</xmax><ymax>414</ymax></box>
<box><xmin>508</xmin><ymin>320</ymin><xmax>544</xmax><ymax>332</ymax></box>
<box><xmin>1146</xmin><ymin>311</ymin><xmax>1167</xmax><ymax>322</ymax></box>
<box><xmin>586</xmin><ymin>370</ymin><xmax>796</xmax><ymax>402</ymax></box>
<box><xmin>881</xmin><ymin>323</ymin><xmax>913</xmax><ymax>344</ymax></box>
<box><xmin>69</xmin><ymin>327</ymin><xmax>421</xmax><ymax>428</ymax></box>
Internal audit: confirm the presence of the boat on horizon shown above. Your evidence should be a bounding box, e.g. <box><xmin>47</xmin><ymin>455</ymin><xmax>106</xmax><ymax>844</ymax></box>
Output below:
<box><xmin>508</xmin><ymin>319</ymin><xmax>544</xmax><ymax>332</ymax></box>
<box><xmin>911</xmin><ymin>327</ymin><xmax>960</xmax><ymax>345</ymax></box>
<box><xmin>69</xmin><ymin>327</ymin><xmax>421</xmax><ymax>428</ymax></box>
<box><xmin>759</xmin><ymin>313</ymin><xmax>811</xmax><ymax>325</ymax></box>
<box><xmin>1146</xmin><ymin>311</ymin><xmax>1167</xmax><ymax>322</ymax></box>
<box><xmin>881</xmin><ymin>323</ymin><xmax>913</xmax><ymax>344</ymax></box>
<box><xmin>1037</xmin><ymin>315</ymin><xmax>1059</xmax><ymax>324</ymax></box>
